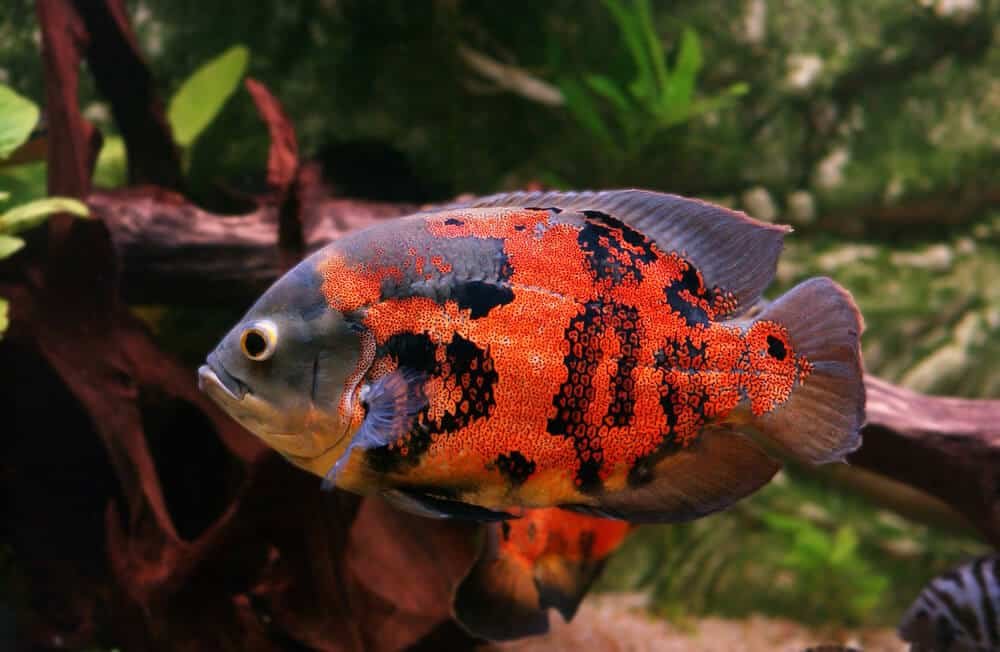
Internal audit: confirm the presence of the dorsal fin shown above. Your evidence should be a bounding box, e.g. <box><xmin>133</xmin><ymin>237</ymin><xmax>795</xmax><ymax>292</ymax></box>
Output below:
<box><xmin>437</xmin><ymin>189</ymin><xmax>790</xmax><ymax>316</ymax></box>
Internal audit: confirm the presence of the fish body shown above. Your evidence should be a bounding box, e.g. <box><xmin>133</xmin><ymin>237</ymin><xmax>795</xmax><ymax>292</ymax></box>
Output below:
<box><xmin>899</xmin><ymin>555</ymin><xmax>1000</xmax><ymax>652</ymax></box>
<box><xmin>200</xmin><ymin>190</ymin><xmax>865</xmax><ymax>522</ymax></box>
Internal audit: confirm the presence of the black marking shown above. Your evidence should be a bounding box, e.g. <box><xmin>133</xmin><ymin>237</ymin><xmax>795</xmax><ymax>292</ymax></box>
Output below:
<box><xmin>929</xmin><ymin>582</ymin><xmax>980</xmax><ymax>644</ymax></box>
<box><xmin>766</xmin><ymin>335</ymin><xmax>787</xmax><ymax>360</ymax></box>
<box><xmin>548</xmin><ymin>300</ymin><xmax>642</xmax><ymax>491</ymax></box>
<box><xmin>525</xmin><ymin>206</ymin><xmax>562</xmax><ymax>214</ymax></box>
<box><xmin>501</xmin><ymin>520</ymin><xmax>512</xmax><ymax>541</ymax></box>
<box><xmin>382</xmin><ymin>332</ymin><xmax>437</xmax><ymax>374</ymax></box>
<box><xmin>444</xmin><ymin>217</ymin><xmax>464</xmax><ymax>226</ymax></box>
<box><xmin>577</xmin><ymin>211</ymin><xmax>658</xmax><ymax>285</ymax></box>
<box><xmin>664</xmin><ymin>262</ymin><xmax>711</xmax><ymax>327</ymax></box>
<box><xmin>514</xmin><ymin>224</ymin><xmax>527</xmax><ymax>231</ymax></box>
<box><xmin>494</xmin><ymin>451</ymin><xmax>536</xmax><ymax>486</ymax></box>
<box><xmin>451</xmin><ymin>280</ymin><xmax>515</xmax><ymax>318</ymax></box>
<box><xmin>432</xmin><ymin>335</ymin><xmax>498</xmax><ymax>434</ymax></box>
<box><xmin>582</xmin><ymin>210</ymin><xmax>657</xmax><ymax>260</ymax></box>
<box><xmin>604</xmin><ymin>305</ymin><xmax>640</xmax><ymax>428</ymax></box>
<box><xmin>974</xmin><ymin>558</ymin><xmax>999</xmax><ymax>646</ymax></box>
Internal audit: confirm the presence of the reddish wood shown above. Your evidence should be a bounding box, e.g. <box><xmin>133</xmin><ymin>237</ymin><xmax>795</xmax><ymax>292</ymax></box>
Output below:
<box><xmin>851</xmin><ymin>377</ymin><xmax>1000</xmax><ymax>546</ymax></box>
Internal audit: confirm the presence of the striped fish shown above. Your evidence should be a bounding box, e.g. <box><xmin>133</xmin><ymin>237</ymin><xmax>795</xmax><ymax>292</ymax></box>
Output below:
<box><xmin>899</xmin><ymin>555</ymin><xmax>1000</xmax><ymax>652</ymax></box>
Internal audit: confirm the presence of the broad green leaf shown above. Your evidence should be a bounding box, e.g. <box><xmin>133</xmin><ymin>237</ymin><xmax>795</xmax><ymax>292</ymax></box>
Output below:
<box><xmin>558</xmin><ymin>78</ymin><xmax>614</xmax><ymax>146</ymax></box>
<box><xmin>584</xmin><ymin>74</ymin><xmax>633</xmax><ymax>115</ymax></box>
<box><xmin>167</xmin><ymin>45</ymin><xmax>249</xmax><ymax>148</ymax></box>
<box><xmin>0</xmin><ymin>296</ymin><xmax>8</xmax><ymax>338</ymax></box>
<box><xmin>0</xmin><ymin>234</ymin><xmax>25</xmax><ymax>258</ymax></box>
<box><xmin>0</xmin><ymin>197</ymin><xmax>89</xmax><ymax>234</ymax></box>
<box><xmin>0</xmin><ymin>84</ymin><xmax>40</xmax><ymax>159</ymax></box>
<box><xmin>660</xmin><ymin>27</ymin><xmax>703</xmax><ymax>123</ymax></box>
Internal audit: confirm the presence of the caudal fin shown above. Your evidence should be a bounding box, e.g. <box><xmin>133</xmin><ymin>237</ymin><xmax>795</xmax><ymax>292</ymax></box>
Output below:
<box><xmin>753</xmin><ymin>277</ymin><xmax>865</xmax><ymax>464</ymax></box>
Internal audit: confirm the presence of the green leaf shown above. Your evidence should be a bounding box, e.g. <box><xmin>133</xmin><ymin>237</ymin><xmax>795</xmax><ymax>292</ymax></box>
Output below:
<box><xmin>0</xmin><ymin>197</ymin><xmax>89</xmax><ymax>234</ymax></box>
<box><xmin>558</xmin><ymin>78</ymin><xmax>614</xmax><ymax>146</ymax></box>
<box><xmin>0</xmin><ymin>296</ymin><xmax>7</xmax><ymax>339</ymax></box>
<box><xmin>167</xmin><ymin>45</ymin><xmax>249</xmax><ymax>148</ymax></box>
<box><xmin>584</xmin><ymin>75</ymin><xmax>633</xmax><ymax>115</ymax></box>
<box><xmin>0</xmin><ymin>84</ymin><xmax>40</xmax><ymax>159</ymax></box>
<box><xmin>0</xmin><ymin>234</ymin><xmax>25</xmax><ymax>258</ymax></box>
<box><xmin>659</xmin><ymin>27</ymin><xmax>703</xmax><ymax>123</ymax></box>
<box><xmin>685</xmin><ymin>82</ymin><xmax>750</xmax><ymax>120</ymax></box>
<box><xmin>830</xmin><ymin>526</ymin><xmax>859</xmax><ymax>565</ymax></box>
<box><xmin>634</xmin><ymin>0</ymin><xmax>671</xmax><ymax>98</ymax></box>
<box><xmin>601</xmin><ymin>0</ymin><xmax>655</xmax><ymax>102</ymax></box>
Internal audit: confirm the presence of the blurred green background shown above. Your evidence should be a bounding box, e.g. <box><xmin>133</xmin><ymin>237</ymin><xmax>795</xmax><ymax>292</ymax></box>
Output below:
<box><xmin>2</xmin><ymin>0</ymin><xmax>998</xmax><ymax>634</ymax></box>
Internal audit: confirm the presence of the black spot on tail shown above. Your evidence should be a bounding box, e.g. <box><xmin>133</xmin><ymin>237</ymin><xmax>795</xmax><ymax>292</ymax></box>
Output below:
<box><xmin>451</xmin><ymin>280</ymin><xmax>515</xmax><ymax>318</ymax></box>
<box><xmin>766</xmin><ymin>335</ymin><xmax>787</xmax><ymax>360</ymax></box>
<box><xmin>444</xmin><ymin>217</ymin><xmax>464</xmax><ymax>226</ymax></box>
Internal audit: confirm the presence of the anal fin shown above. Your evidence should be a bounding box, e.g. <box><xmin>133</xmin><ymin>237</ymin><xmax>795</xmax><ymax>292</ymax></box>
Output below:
<box><xmin>381</xmin><ymin>489</ymin><xmax>516</xmax><ymax>522</ymax></box>
<box><xmin>593</xmin><ymin>426</ymin><xmax>782</xmax><ymax>523</ymax></box>
<box><xmin>533</xmin><ymin>554</ymin><xmax>605</xmax><ymax>622</ymax></box>
<box><xmin>452</xmin><ymin>524</ymin><xmax>551</xmax><ymax>641</ymax></box>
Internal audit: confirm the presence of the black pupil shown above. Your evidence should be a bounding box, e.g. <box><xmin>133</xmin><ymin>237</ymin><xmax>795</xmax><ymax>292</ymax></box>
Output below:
<box><xmin>766</xmin><ymin>335</ymin><xmax>787</xmax><ymax>360</ymax></box>
<box><xmin>245</xmin><ymin>331</ymin><xmax>268</xmax><ymax>358</ymax></box>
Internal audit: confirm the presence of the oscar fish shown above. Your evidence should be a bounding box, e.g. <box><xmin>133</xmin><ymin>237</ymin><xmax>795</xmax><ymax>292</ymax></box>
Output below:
<box><xmin>198</xmin><ymin>189</ymin><xmax>865</xmax><ymax>522</ymax></box>
<box><xmin>453</xmin><ymin>507</ymin><xmax>633</xmax><ymax>640</ymax></box>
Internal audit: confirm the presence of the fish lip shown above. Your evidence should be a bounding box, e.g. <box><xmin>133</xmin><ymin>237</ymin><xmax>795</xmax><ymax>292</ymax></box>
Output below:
<box><xmin>199</xmin><ymin>355</ymin><xmax>248</xmax><ymax>400</ymax></box>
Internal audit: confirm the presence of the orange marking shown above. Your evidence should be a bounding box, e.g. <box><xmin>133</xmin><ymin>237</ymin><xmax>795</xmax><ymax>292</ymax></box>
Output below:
<box><xmin>500</xmin><ymin>508</ymin><xmax>633</xmax><ymax>564</ymax></box>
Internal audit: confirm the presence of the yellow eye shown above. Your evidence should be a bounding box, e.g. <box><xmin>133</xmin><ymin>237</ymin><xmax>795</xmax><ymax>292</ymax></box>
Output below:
<box><xmin>240</xmin><ymin>321</ymin><xmax>278</xmax><ymax>361</ymax></box>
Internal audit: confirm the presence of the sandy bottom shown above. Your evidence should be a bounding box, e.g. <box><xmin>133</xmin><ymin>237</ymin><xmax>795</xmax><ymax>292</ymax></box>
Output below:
<box><xmin>484</xmin><ymin>594</ymin><xmax>907</xmax><ymax>652</ymax></box>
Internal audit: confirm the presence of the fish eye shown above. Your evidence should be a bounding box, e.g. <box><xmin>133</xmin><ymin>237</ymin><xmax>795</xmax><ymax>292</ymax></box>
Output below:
<box><xmin>240</xmin><ymin>321</ymin><xmax>278</xmax><ymax>361</ymax></box>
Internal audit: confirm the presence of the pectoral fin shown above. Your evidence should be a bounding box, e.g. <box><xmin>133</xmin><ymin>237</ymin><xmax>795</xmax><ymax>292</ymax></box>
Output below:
<box><xmin>322</xmin><ymin>367</ymin><xmax>427</xmax><ymax>489</ymax></box>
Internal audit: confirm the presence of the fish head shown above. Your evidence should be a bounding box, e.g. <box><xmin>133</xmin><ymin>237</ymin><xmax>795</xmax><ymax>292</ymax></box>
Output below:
<box><xmin>199</xmin><ymin>251</ymin><xmax>367</xmax><ymax>464</ymax></box>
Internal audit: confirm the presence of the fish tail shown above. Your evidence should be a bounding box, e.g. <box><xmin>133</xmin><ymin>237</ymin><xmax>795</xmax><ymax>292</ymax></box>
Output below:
<box><xmin>751</xmin><ymin>277</ymin><xmax>865</xmax><ymax>464</ymax></box>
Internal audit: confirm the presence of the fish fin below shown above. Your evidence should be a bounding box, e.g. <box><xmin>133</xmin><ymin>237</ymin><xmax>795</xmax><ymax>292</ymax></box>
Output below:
<box><xmin>592</xmin><ymin>426</ymin><xmax>782</xmax><ymax>523</ymax></box>
<box><xmin>321</xmin><ymin>367</ymin><xmax>427</xmax><ymax>490</ymax></box>
<box><xmin>452</xmin><ymin>524</ymin><xmax>550</xmax><ymax>641</ymax></box>
<box><xmin>754</xmin><ymin>277</ymin><xmax>865</xmax><ymax>464</ymax></box>
<box><xmin>533</xmin><ymin>554</ymin><xmax>606</xmax><ymax>622</ymax></box>
<box><xmin>381</xmin><ymin>489</ymin><xmax>516</xmax><ymax>522</ymax></box>
<box><xmin>439</xmin><ymin>189</ymin><xmax>788</xmax><ymax>316</ymax></box>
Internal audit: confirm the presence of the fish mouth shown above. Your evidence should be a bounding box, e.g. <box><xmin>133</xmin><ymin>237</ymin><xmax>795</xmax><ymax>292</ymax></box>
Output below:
<box><xmin>198</xmin><ymin>355</ymin><xmax>248</xmax><ymax>401</ymax></box>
